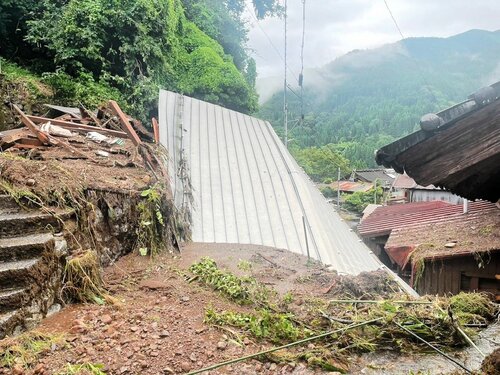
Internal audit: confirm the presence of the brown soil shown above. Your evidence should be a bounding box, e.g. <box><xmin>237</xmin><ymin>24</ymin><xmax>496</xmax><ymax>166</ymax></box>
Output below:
<box><xmin>0</xmin><ymin>243</ymin><xmax>389</xmax><ymax>375</ymax></box>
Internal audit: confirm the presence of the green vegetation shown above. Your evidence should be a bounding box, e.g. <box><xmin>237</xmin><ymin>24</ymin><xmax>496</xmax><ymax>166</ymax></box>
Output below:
<box><xmin>0</xmin><ymin>0</ymin><xmax>280</xmax><ymax>122</ymax></box>
<box><xmin>58</xmin><ymin>363</ymin><xmax>106</xmax><ymax>375</ymax></box>
<box><xmin>260</xmin><ymin>30</ymin><xmax>500</xmax><ymax>169</ymax></box>
<box><xmin>343</xmin><ymin>186</ymin><xmax>384</xmax><ymax>213</ymax></box>
<box><xmin>189</xmin><ymin>257</ymin><xmax>271</xmax><ymax>303</ymax></box>
<box><xmin>137</xmin><ymin>185</ymin><xmax>166</xmax><ymax>256</ymax></box>
<box><xmin>290</xmin><ymin>144</ymin><xmax>351</xmax><ymax>182</ymax></box>
<box><xmin>0</xmin><ymin>331</ymin><xmax>65</xmax><ymax>369</ymax></box>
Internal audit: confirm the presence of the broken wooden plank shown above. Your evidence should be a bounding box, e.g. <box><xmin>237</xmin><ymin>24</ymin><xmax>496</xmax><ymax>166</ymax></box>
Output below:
<box><xmin>12</xmin><ymin>104</ymin><xmax>50</xmax><ymax>145</ymax></box>
<box><xmin>108</xmin><ymin>100</ymin><xmax>141</xmax><ymax>146</ymax></box>
<box><xmin>79</xmin><ymin>104</ymin><xmax>103</xmax><ymax>127</ymax></box>
<box><xmin>27</xmin><ymin>115</ymin><xmax>127</xmax><ymax>138</ymax></box>
<box><xmin>152</xmin><ymin>117</ymin><xmax>160</xmax><ymax>144</ymax></box>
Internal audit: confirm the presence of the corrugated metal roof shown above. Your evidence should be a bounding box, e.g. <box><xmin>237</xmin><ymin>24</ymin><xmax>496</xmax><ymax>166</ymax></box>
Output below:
<box><xmin>338</xmin><ymin>181</ymin><xmax>373</xmax><ymax>193</ymax></box>
<box><xmin>158</xmin><ymin>90</ymin><xmax>386</xmax><ymax>275</ymax></box>
<box><xmin>358</xmin><ymin>200</ymin><xmax>493</xmax><ymax>238</ymax></box>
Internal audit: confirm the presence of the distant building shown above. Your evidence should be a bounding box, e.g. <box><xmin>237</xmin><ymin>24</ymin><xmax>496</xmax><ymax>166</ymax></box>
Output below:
<box><xmin>390</xmin><ymin>173</ymin><xmax>463</xmax><ymax>205</ymax></box>
<box><xmin>351</xmin><ymin>169</ymin><xmax>395</xmax><ymax>190</ymax></box>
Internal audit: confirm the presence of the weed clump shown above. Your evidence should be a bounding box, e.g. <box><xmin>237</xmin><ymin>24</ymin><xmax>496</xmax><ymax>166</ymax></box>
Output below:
<box><xmin>0</xmin><ymin>331</ymin><xmax>65</xmax><ymax>369</ymax></box>
<box><xmin>189</xmin><ymin>257</ymin><xmax>273</xmax><ymax>304</ymax></box>
<box><xmin>62</xmin><ymin>250</ymin><xmax>108</xmax><ymax>304</ymax></box>
<box><xmin>449</xmin><ymin>292</ymin><xmax>497</xmax><ymax>325</ymax></box>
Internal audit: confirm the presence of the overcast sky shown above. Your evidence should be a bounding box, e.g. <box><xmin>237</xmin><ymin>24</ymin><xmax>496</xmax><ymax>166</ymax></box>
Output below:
<box><xmin>245</xmin><ymin>0</ymin><xmax>500</xmax><ymax>79</ymax></box>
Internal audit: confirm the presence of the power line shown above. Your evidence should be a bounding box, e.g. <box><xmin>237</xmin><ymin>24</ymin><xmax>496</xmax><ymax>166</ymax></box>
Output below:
<box><xmin>383</xmin><ymin>0</ymin><xmax>405</xmax><ymax>40</ymax></box>
<box><xmin>382</xmin><ymin>0</ymin><xmax>437</xmax><ymax>102</ymax></box>
<box><xmin>245</xmin><ymin>3</ymin><xmax>300</xmax><ymax>85</ymax></box>
<box><xmin>283</xmin><ymin>0</ymin><xmax>288</xmax><ymax>147</ymax></box>
<box><xmin>299</xmin><ymin>0</ymin><xmax>306</xmax><ymax>122</ymax></box>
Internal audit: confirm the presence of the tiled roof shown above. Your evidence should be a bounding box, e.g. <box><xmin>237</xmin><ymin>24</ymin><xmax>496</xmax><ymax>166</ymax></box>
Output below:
<box><xmin>385</xmin><ymin>203</ymin><xmax>499</xmax><ymax>266</ymax></box>
<box><xmin>358</xmin><ymin>201</ymin><xmax>493</xmax><ymax>238</ymax></box>
<box><xmin>392</xmin><ymin>173</ymin><xmax>436</xmax><ymax>190</ymax></box>
<box><xmin>353</xmin><ymin>169</ymin><xmax>395</xmax><ymax>184</ymax></box>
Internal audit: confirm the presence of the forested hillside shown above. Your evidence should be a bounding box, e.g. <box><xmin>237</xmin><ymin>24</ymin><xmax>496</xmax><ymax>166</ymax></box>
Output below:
<box><xmin>259</xmin><ymin>29</ymin><xmax>500</xmax><ymax>171</ymax></box>
<box><xmin>0</xmin><ymin>0</ymin><xmax>280</xmax><ymax>122</ymax></box>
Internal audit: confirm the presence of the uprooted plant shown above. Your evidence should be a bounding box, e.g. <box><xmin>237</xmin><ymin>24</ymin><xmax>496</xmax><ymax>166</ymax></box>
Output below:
<box><xmin>188</xmin><ymin>258</ymin><xmax>499</xmax><ymax>372</ymax></box>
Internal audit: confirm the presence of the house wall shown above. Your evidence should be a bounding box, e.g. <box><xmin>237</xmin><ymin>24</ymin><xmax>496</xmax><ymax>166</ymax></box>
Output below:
<box><xmin>410</xmin><ymin>189</ymin><xmax>464</xmax><ymax>204</ymax></box>
<box><xmin>416</xmin><ymin>251</ymin><xmax>499</xmax><ymax>296</ymax></box>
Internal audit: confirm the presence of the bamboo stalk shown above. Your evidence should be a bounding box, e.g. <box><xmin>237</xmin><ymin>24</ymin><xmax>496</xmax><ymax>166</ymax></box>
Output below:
<box><xmin>456</xmin><ymin>325</ymin><xmax>486</xmax><ymax>359</ymax></box>
<box><xmin>394</xmin><ymin>321</ymin><xmax>472</xmax><ymax>374</ymax></box>
<box><xmin>186</xmin><ymin>317</ymin><xmax>384</xmax><ymax>375</ymax></box>
<box><xmin>329</xmin><ymin>299</ymin><xmax>434</xmax><ymax>305</ymax></box>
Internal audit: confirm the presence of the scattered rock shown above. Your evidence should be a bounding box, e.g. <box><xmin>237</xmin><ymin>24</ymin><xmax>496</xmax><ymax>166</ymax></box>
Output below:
<box><xmin>140</xmin><ymin>279</ymin><xmax>169</xmax><ymax>290</ymax></box>
<box><xmin>180</xmin><ymin>296</ymin><xmax>190</xmax><ymax>302</ymax></box>
<box><xmin>101</xmin><ymin>314</ymin><xmax>113</xmax><ymax>324</ymax></box>
<box><xmin>180</xmin><ymin>361</ymin><xmax>192</xmax><ymax>372</ymax></box>
<box><xmin>217</xmin><ymin>341</ymin><xmax>227</xmax><ymax>350</ymax></box>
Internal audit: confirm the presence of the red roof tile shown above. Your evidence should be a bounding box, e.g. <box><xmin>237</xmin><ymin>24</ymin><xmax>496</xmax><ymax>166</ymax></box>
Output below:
<box><xmin>358</xmin><ymin>200</ymin><xmax>493</xmax><ymax>238</ymax></box>
<box><xmin>385</xmin><ymin>203</ymin><xmax>499</xmax><ymax>266</ymax></box>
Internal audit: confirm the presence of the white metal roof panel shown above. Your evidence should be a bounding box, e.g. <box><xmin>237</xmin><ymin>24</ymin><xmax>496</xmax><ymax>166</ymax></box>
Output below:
<box><xmin>158</xmin><ymin>90</ymin><xmax>390</xmax><ymax>275</ymax></box>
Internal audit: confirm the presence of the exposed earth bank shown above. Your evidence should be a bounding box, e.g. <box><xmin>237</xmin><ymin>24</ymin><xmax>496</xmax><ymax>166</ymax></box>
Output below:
<box><xmin>1</xmin><ymin>243</ymin><xmax>498</xmax><ymax>375</ymax></box>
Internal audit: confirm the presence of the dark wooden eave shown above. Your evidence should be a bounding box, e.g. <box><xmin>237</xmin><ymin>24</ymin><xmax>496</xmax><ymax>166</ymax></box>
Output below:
<box><xmin>376</xmin><ymin>99</ymin><xmax>500</xmax><ymax>202</ymax></box>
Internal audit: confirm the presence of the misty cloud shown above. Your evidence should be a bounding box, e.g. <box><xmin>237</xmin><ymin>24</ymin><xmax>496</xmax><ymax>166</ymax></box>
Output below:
<box><xmin>246</xmin><ymin>0</ymin><xmax>500</xmax><ymax>82</ymax></box>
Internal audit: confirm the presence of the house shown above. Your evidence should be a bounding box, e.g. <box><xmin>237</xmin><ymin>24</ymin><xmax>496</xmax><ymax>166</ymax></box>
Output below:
<box><xmin>385</xmin><ymin>203</ymin><xmax>499</xmax><ymax>298</ymax></box>
<box><xmin>371</xmin><ymin>82</ymin><xmax>500</xmax><ymax>296</ymax></box>
<box><xmin>351</xmin><ymin>168</ymin><xmax>395</xmax><ymax>190</ymax></box>
<box><xmin>376</xmin><ymin>81</ymin><xmax>500</xmax><ymax>203</ymax></box>
<box><xmin>390</xmin><ymin>173</ymin><xmax>463</xmax><ymax>205</ymax></box>
<box><xmin>358</xmin><ymin>200</ymin><xmax>499</xmax><ymax>297</ymax></box>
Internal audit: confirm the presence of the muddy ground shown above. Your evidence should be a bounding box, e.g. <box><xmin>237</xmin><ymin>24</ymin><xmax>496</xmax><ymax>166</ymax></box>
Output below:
<box><xmin>1</xmin><ymin>243</ymin><xmax>498</xmax><ymax>375</ymax></box>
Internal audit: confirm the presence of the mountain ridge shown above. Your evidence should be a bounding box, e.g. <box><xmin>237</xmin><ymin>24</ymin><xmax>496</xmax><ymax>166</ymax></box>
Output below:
<box><xmin>257</xmin><ymin>29</ymin><xmax>500</xmax><ymax>169</ymax></box>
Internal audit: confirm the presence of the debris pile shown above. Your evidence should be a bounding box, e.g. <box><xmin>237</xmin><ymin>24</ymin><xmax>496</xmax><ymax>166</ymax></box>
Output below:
<box><xmin>0</xmin><ymin>101</ymin><xmax>162</xmax><ymax>175</ymax></box>
<box><xmin>0</xmin><ymin>100</ymin><xmax>187</xmax><ymax>264</ymax></box>
<box><xmin>189</xmin><ymin>258</ymin><xmax>499</xmax><ymax>373</ymax></box>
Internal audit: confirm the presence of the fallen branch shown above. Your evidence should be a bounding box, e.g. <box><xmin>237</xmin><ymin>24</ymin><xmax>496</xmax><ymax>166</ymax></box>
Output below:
<box><xmin>186</xmin><ymin>317</ymin><xmax>384</xmax><ymax>375</ymax></box>
<box><xmin>108</xmin><ymin>100</ymin><xmax>141</xmax><ymax>146</ymax></box>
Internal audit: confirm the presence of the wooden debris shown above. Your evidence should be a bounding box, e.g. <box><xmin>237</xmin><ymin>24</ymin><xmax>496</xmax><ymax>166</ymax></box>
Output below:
<box><xmin>12</xmin><ymin>104</ymin><xmax>50</xmax><ymax>145</ymax></box>
<box><xmin>152</xmin><ymin>117</ymin><xmax>160</xmax><ymax>144</ymax></box>
<box><xmin>27</xmin><ymin>115</ymin><xmax>127</xmax><ymax>138</ymax></box>
<box><xmin>108</xmin><ymin>100</ymin><xmax>142</xmax><ymax>146</ymax></box>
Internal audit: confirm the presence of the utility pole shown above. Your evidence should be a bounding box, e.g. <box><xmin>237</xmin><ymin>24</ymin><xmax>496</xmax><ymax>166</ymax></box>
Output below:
<box><xmin>283</xmin><ymin>0</ymin><xmax>288</xmax><ymax>148</ymax></box>
<box><xmin>374</xmin><ymin>179</ymin><xmax>378</xmax><ymax>205</ymax></box>
<box><xmin>337</xmin><ymin>167</ymin><xmax>340</xmax><ymax>208</ymax></box>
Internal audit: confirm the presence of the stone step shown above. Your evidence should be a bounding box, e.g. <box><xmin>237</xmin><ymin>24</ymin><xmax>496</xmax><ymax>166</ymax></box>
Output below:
<box><xmin>0</xmin><ymin>287</ymin><xmax>28</xmax><ymax>312</ymax></box>
<box><xmin>0</xmin><ymin>194</ymin><xmax>20</xmax><ymax>214</ymax></box>
<box><xmin>0</xmin><ymin>208</ymin><xmax>73</xmax><ymax>237</ymax></box>
<box><xmin>0</xmin><ymin>233</ymin><xmax>54</xmax><ymax>262</ymax></box>
<box><xmin>0</xmin><ymin>258</ymin><xmax>41</xmax><ymax>288</ymax></box>
<box><xmin>0</xmin><ymin>308</ymin><xmax>23</xmax><ymax>339</ymax></box>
